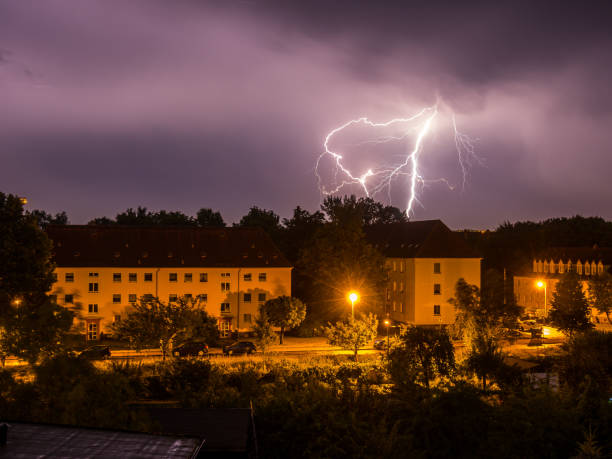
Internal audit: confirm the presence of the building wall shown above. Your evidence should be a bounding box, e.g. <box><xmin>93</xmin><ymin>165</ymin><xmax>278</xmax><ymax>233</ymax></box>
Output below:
<box><xmin>387</xmin><ymin>257</ymin><xmax>481</xmax><ymax>326</ymax></box>
<box><xmin>51</xmin><ymin>266</ymin><xmax>292</xmax><ymax>339</ymax></box>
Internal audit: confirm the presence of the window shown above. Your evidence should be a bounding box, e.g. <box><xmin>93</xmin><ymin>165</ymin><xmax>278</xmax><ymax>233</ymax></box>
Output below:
<box><xmin>243</xmin><ymin>273</ymin><xmax>252</xmax><ymax>281</ymax></box>
<box><xmin>65</xmin><ymin>273</ymin><xmax>74</xmax><ymax>282</ymax></box>
<box><xmin>243</xmin><ymin>313</ymin><xmax>252</xmax><ymax>324</ymax></box>
<box><xmin>169</xmin><ymin>273</ymin><xmax>178</xmax><ymax>282</ymax></box>
<box><xmin>65</xmin><ymin>294</ymin><xmax>74</xmax><ymax>304</ymax></box>
<box><xmin>258</xmin><ymin>293</ymin><xmax>266</xmax><ymax>302</ymax></box>
<box><xmin>221</xmin><ymin>302</ymin><xmax>231</xmax><ymax>313</ymax></box>
<box><xmin>393</xmin><ymin>261</ymin><xmax>397</xmax><ymax>271</ymax></box>
<box><xmin>400</xmin><ymin>302</ymin><xmax>404</xmax><ymax>313</ymax></box>
<box><xmin>128</xmin><ymin>294</ymin><xmax>137</xmax><ymax>303</ymax></box>
<box><xmin>400</xmin><ymin>281</ymin><xmax>404</xmax><ymax>293</ymax></box>
<box><xmin>114</xmin><ymin>314</ymin><xmax>121</xmax><ymax>323</ymax></box>
<box><xmin>258</xmin><ymin>273</ymin><xmax>267</xmax><ymax>282</ymax></box>
<box><xmin>200</xmin><ymin>273</ymin><xmax>208</xmax><ymax>282</ymax></box>
<box><xmin>221</xmin><ymin>272</ymin><xmax>231</xmax><ymax>277</ymax></box>
<box><xmin>434</xmin><ymin>284</ymin><xmax>441</xmax><ymax>295</ymax></box>
<box><xmin>49</xmin><ymin>294</ymin><xmax>57</xmax><ymax>303</ymax></box>
<box><xmin>143</xmin><ymin>294</ymin><xmax>153</xmax><ymax>301</ymax></box>
<box><xmin>585</xmin><ymin>263</ymin><xmax>591</xmax><ymax>275</ymax></box>
<box><xmin>52</xmin><ymin>273</ymin><xmax>58</xmax><ymax>282</ymax></box>
<box><xmin>113</xmin><ymin>294</ymin><xmax>121</xmax><ymax>304</ymax></box>
<box><xmin>198</xmin><ymin>294</ymin><xmax>208</xmax><ymax>302</ymax></box>
<box><xmin>89</xmin><ymin>272</ymin><xmax>99</xmax><ymax>278</ymax></box>
<box><xmin>113</xmin><ymin>273</ymin><xmax>122</xmax><ymax>282</ymax></box>
<box><xmin>87</xmin><ymin>322</ymin><xmax>98</xmax><ymax>341</ymax></box>
<box><xmin>88</xmin><ymin>282</ymin><xmax>99</xmax><ymax>293</ymax></box>
<box><xmin>243</xmin><ymin>293</ymin><xmax>252</xmax><ymax>303</ymax></box>
<box><xmin>400</xmin><ymin>262</ymin><xmax>405</xmax><ymax>273</ymax></box>
<box><xmin>169</xmin><ymin>294</ymin><xmax>177</xmax><ymax>302</ymax></box>
<box><xmin>434</xmin><ymin>305</ymin><xmax>441</xmax><ymax>316</ymax></box>
<box><xmin>129</xmin><ymin>273</ymin><xmax>137</xmax><ymax>282</ymax></box>
<box><xmin>221</xmin><ymin>282</ymin><xmax>230</xmax><ymax>291</ymax></box>
<box><xmin>393</xmin><ymin>281</ymin><xmax>397</xmax><ymax>291</ymax></box>
<box><xmin>88</xmin><ymin>304</ymin><xmax>98</xmax><ymax>314</ymax></box>
<box><xmin>220</xmin><ymin>321</ymin><xmax>230</xmax><ymax>338</ymax></box>
<box><xmin>144</xmin><ymin>273</ymin><xmax>153</xmax><ymax>282</ymax></box>
<box><xmin>434</xmin><ymin>263</ymin><xmax>441</xmax><ymax>274</ymax></box>
<box><xmin>184</xmin><ymin>273</ymin><xmax>193</xmax><ymax>282</ymax></box>
<box><xmin>392</xmin><ymin>301</ymin><xmax>396</xmax><ymax>311</ymax></box>
<box><xmin>559</xmin><ymin>263</ymin><xmax>564</xmax><ymax>274</ymax></box>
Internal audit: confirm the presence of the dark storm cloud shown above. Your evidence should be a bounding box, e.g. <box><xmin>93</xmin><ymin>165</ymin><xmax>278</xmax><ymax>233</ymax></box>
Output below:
<box><xmin>1</xmin><ymin>0</ymin><xmax>612</xmax><ymax>228</ymax></box>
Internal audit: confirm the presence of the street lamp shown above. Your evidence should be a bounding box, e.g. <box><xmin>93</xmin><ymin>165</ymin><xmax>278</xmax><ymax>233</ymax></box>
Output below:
<box><xmin>348</xmin><ymin>291</ymin><xmax>359</xmax><ymax>320</ymax></box>
<box><xmin>536</xmin><ymin>280</ymin><xmax>547</xmax><ymax>317</ymax></box>
<box><xmin>384</xmin><ymin>318</ymin><xmax>390</xmax><ymax>357</ymax></box>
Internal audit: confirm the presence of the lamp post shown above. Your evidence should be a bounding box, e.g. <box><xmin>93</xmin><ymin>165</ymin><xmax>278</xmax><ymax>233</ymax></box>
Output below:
<box><xmin>536</xmin><ymin>280</ymin><xmax>547</xmax><ymax>317</ymax></box>
<box><xmin>348</xmin><ymin>291</ymin><xmax>359</xmax><ymax>321</ymax></box>
<box><xmin>384</xmin><ymin>318</ymin><xmax>390</xmax><ymax>357</ymax></box>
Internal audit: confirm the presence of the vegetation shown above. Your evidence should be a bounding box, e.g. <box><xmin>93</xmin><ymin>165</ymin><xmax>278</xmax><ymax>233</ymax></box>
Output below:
<box><xmin>587</xmin><ymin>272</ymin><xmax>612</xmax><ymax>324</ymax></box>
<box><xmin>262</xmin><ymin>296</ymin><xmax>306</xmax><ymax>344</ymax></box>
<box><xmin>252</xmin><ymin>309</ymin><xmax>277</xmax><ymax>353</ymax></box>
<box><xmin>324</xmin><ymin>313</ymin><xmax>378</xmax><ymax>361</ymax></box>
<box><xmin>549</xmin><ymin>273</ymin><xmax>594</xmax><ymax>336</ymax></box>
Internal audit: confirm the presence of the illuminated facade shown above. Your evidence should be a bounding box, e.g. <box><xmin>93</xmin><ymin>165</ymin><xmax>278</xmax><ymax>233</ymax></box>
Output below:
<box><xmin>46</xmin><ymin>226</ymin><xmax>292</xmax><ymax>340</ymax></box>
<box><xmin>368</xmin><ymin>220</ymin><xmax>482</xmax><ymax>326</ymax></box>
<box><xmin>513</xmin><ymin>247</ymin><xmax>612</xmax><ymax>318</ymax></box>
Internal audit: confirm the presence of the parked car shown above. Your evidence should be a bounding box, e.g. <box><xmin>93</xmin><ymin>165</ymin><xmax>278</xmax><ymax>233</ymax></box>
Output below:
<box><xmin>78</xmin><ymin>345</ymin><xmax>111</xmax><ymax>360</ymax></box>
<box><xmin>223</xmin><ymin>341</ymin><xmax>256</xmax><ymax>356</ymax></box>
<box><xmin>172</xmin><ymin>341</ymin><xmax>209</xmax><ymax>357</ymax></box>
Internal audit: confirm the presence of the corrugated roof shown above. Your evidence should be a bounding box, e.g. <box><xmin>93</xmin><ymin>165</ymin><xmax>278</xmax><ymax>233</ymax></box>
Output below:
<box><xmin>366</xmin><ymin>220</ymin><xmax>481</xmax><ymax>259</ymax></box>
<box><xmin>46</xmin><ymin>225</ymin><xmax>292</xmax><ymax>268</ymax></box>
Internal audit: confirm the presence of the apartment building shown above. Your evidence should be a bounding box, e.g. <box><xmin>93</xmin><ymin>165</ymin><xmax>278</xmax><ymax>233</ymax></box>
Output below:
<box><xmin>46</xmin><ymin>225</ymin><xmax>292</xmax><ymax>340</ymax></box>
<box><xmin>367</xmin><ymin>220</ymin><xmax>482</xmax><ymax>326</ymax></box>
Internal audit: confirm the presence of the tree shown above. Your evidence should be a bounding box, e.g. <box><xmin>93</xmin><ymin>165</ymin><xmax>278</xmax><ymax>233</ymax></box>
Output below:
<box><xmin>28</xmin><ymin>210</ymin><xmax>69</xmax><ymax>228</ymax></box>
<box><xmin>320</xmin><ymin>195</ymin><xmax>407</xmax><ymax>227</ymax></box>
<box><xmin>389</xmin><ymin>326</ymin><xmax>455</xmax><ymax>389</ymax></box>
<box><xmin>465</xmin><ymin>334</ymin><xmax>507</xmax><ymax>392</ymax></box>
<box><xmin>252</xmin><ymin>309</ymin><xmax>276</xmax><ymax>353</ymax></box>
<box><xmin>88</xmin><ymin>207</ymin><xmax>196</xmax><ymax>226</ymax></box>
<box><xmin>587</xmin><ymin>272</ymin><xmax>612</xmax><ymax>324</ymax></box>
<box><xmin>0</xmin><ymin>192</ymin><xmax>73</xmax><ymax>364</ymax></box>
<box><xmin>549</xmin><ymin>273</ymin><xmax>594</xmax><ymax>336</ymax></box>
<box><xmin>262</xmin><ymin>296</ymin><xmax>306</xmax><ymax>344</ymax></box>
<box><xmin>235</xmin><ymin>206</ymin><xmax>282</xmax><ymax>242</ymax></box>
<box><xmin>112</xmin><ymin>296</ymin><xmax>211</xmax><ymax>360</ymax></box>
<box><xmin>324</xmin><ymin>313</ymin><xmax>378</xmax><ymax>361</ymax></box>
<box><xmin>196</xmin><ymin>208</ymin><xmax>225</xmax><ymax>227</ymax></box>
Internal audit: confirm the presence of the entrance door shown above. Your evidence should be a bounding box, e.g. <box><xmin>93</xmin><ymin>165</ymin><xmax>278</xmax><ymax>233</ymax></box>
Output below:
<box><xmin>219</xmin><ymin>320</ymin><xmax>231</xmax><ymax>338</ymax></box>
<box><xmin>86</xmin><ymin>319</ymin><xmax>100</xmax><ymax>341</ymax></box>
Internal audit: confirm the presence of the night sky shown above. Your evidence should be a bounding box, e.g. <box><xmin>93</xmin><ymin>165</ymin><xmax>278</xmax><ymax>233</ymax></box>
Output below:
<box><xmin>2</xmin><ymin>1</ymin><xmax>612</xmax><ymax>229</ymax></box>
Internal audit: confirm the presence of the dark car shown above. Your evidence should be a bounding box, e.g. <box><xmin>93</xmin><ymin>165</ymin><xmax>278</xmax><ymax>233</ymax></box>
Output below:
<box><xmin>374</xmin><ymin>338</ymin><xmax>387</xmax><ymax>350</ymax></box>
<box><xmin>173</xmin><ymin>341</ymin><xmax>209</xmax><ymax>357</ymax></box>
<box><xmin>78</xmin><ymin>345</ymin><xmax>111</xmax><ymax>360</ymax></box>
<box><xmin>223</xmin><ymin>341</ymin><xmax>256</xmax><ymax>356</ymax></box>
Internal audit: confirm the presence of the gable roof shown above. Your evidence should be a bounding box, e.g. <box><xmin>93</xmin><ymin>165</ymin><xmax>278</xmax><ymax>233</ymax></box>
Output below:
<box><xmin>46</xmin><ymin>225</ymin><xmax>292</xmax><ymax>268</ymax></box>
<box><xmin>366</xmin><ymin>220</ymin><xmax>481</xmax><ymax>259</ymax></box>
<box><xmin>535</xmin><ymin>246</ymin><xmax>612</xmax><ymax>265</ymax></box>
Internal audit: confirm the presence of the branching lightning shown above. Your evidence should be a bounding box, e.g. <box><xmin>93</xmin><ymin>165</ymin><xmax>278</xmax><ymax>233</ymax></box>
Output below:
<box><xmin>315</xmin><ymin>101</ymin><xmax>481</xmax><ymax>217</ymax></box>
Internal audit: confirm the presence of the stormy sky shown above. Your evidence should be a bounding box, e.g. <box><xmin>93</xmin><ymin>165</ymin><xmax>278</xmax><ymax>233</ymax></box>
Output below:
<box><xmin>1</xmin><ymin>0</ymin><xmax>612</xmax><ymax>229</ymax></box>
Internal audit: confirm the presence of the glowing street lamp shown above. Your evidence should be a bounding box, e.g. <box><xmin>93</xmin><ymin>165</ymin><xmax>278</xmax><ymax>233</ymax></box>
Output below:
<box><xmin>348</xmin><ymin>291</ymin><xmax>359</xmax><ymax>320</ymax></box>
<box><xmin>536</xmin><ymin>280</ymin><xmax>547</xmax><ymax>317</ymax></box>
<box><xmin>384</xmin><ymin>318</ymin><xmax>390</xmax><ymax>356</ymax></box>
<box><xmin>12</xmin><ymin>298</ymin><xmax>21</xmax><ymax>306</ymax></box>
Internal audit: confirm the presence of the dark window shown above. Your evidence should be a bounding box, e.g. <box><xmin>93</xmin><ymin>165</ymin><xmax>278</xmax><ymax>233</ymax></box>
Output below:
<box><xmin>169</xmin><ymin>273</ymin><xmax>178</xmax><ymax>282</ymax></box>
<box><xmin>65</xmin><ymin>294</ymin><xmax>74</xmax><ymax>304</ymax></box>
<box><xmin>221</xmin><ymin>282</ymin><xmax>230</xmax><ymax>291</ymax></box>
<box><xmin>65</xmin><ymin>273</ymin><xmax>74</xmax><ymax>282</ymax></box>
<box><xmin>434</xmin><ymin>284</ymin><xmax>441</xmax><ymax>295</ymax></box>
<box><xmin>128</xmin><ymin>294</ymin><xmax>137</xmax><ymax>303</ymax></box>
<box><xmin>113</xmin><ymin>294</ymin><xmax>121</xmax><ymax>304</ymax></box>
<box><xmin>198</xmin><ymin>294</ymin><xmax>208</xmax><ymax>302</ymax></box>
<box><xmin>169</xmin><ymin>294</ymin><xmax>177</xmax><ymax>302</ymax></box>
<box><xmin>52</xmin><ymin>273</ymin><xmax>58</xmax><ymax>282</ymax></box>
<box><xmin>258</xmin><ymin>273</ymin><xmax>267</xmax><ymax>282</ymax></box>
<box><xmin>88</xmin><ymin>282</ymin><xmax>99</xmax><ymax>293</ymax></box>
<box><xmin>243</xmin><ymin>293</ymin><xmax>252</xmax><ymax>303</ymax></box>
<box><xmin>221</xmin><ymin>302</ymin><xmax>231</xmax><ymax>313</ymax></box>
<box><xmin>129</xmin><ymin>273</ymin><xmax>137</xmax><ymax>282</ymax></box>
<box><xmin>88</xmin><ymin>272</ymin><xmax>98</xmax><ymax>278</ymax></box>
<box><xmin>88</xmin><ymin>304</ymin><xmax>98</xmax><ymax>313</ymax></box>
<box><xmin>184</xmin><ymin>273</ymin><xmax>193</xmax><ymax>282</ymax></box>
<box><xmin>258</xmin><ymin>293</ymin><xmax>266</xmax><ymax>302</ymax></box>
<box><xmin>114</xmin><ymin>314</ymin><xmax>121</xmax><ymax>322</ymax></box>
<box><xmin>143</xmin><ymin>294</ymin><xmax>153</xmax><ymax>301</ymax></box>
<box><xmin>113</xmin><ymin>273</ymin><xmax>122</xmax><ymax>282</ymax></box>
<box><xmin>49</xmin><ymin>294</ymin><xmax>57</xmax><ymax>303</ymax></box>
<box><xmin>243</xmin><ymin>313</ymin><xmax>252</xmax><ymax>323</ymax></box>
<box><xmin>434</xmin><ymin>305</ymin><xmax>441</xmax><ymax>316</ymax></box>
<box><xmin>434</xmin><ymin>263</ymin><xmax>441</xmax><ymax>274</ymax></box>
<box><xmin>200</xmin><ymin>273</ymin><xmax>208</xmax><ymax>282</ymax></box>
<box><xmin>243</xmin><ymin>273</ymin><xmax>252</xmax><ymax>281</ymax></box>
<box><xmin>144</xmin><ymin>273</ymin><xmax>153</xmax><ymax>282</ymax></box>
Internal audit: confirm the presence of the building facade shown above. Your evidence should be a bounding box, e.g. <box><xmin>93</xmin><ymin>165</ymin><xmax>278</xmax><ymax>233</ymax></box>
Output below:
<box><xmin>368</xmin><ymin>220</ymin><xmax>482</xmax><ymax>326</ymax></box>
<box><xmin>513</xmin><ymin>246</ymin><xmax>612</xmax><ymax>318</ymax></box>
<box><xmin>46</xmin><ymin>225</ymin><xmax>292</xmax><ymax>340</ymax></box>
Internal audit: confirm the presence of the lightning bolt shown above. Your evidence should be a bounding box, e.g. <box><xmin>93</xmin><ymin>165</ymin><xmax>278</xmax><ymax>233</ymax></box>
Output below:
<box><xmin>315</xmin><ymin>101</ymin><xmax>480</xmax><ymax>216</ymax></box>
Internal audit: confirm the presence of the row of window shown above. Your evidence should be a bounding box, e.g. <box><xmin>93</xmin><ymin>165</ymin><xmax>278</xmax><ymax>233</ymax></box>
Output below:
<box><xmin>391</xmin><ymin>303</ymin><xmax>442</xmax><ymax>316</ymax></box>
<box><xmin>391</xmin><ymin>262</ymin><xmax>442</xmax><ymax>273</ymax></box>
<box><xmin>64</xmin><ymin>291</ymin><xmax>268</xmax><ymax>306</ymax></box>
<box><xmin>60</xmin><ymin>272</ymin><xmax>268</xmax><ymax>283</ymax></box>
<box><xmin>387</xmin><ymin>283</ymin><xmax>441</xmax><ymax>299</ymax></box>
<box><xmin>533</xmin><ymin>260</ymin><xmax>604</xmax><ymax>275</ymax></box>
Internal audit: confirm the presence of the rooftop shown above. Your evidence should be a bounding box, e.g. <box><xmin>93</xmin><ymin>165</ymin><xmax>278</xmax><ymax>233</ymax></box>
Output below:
<box><xmin>46</xmin><ymin>225</ymin><xmax>292</xmax><ymax>268</ymax></box>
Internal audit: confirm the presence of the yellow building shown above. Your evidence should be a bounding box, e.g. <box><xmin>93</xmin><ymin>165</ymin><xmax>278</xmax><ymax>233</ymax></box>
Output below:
<box><xmin>368</xmin><ymin>220</ymin><xmax>482</xmax><ymax>326</ymax></box>
<box><xmin>513</xmin><ymin>247</ymin><xmax>611</xmax><ymax>318</ymax></box>
<box><xmin>46</xmin><ymin>225</ymin><xmax>292</xmax><ymax>340</ymax></box>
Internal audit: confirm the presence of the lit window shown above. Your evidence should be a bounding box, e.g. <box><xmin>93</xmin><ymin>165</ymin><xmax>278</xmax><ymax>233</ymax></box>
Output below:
<box><xmin>221</xmin><ymin>302</ymin><xmax>231</xmax><ymax>313</ymax></box>
<box><xmin>434</xmin><ymin>263</ymin><xmax>441</xmax><ymax>274</ymax></box>
<box><xmin>258</xmin><ymin>273</ymin><xmax>267</xmax><ymax>282</ymax></box>
<box><xmin>65</xmin><ymin>294</ymin><xmax>74</xmax><ymax>304</ymax></box>
<box><xmin>243</xmin><ymin>293</ymin><xmax>252</xmax><ymax>303</ymax></box>
<box><xmin>65</xmin><ymin>273</ymin><xmax>74</xmax><ymax>282</ymax></box>
<box><xmin>169</xmin><ymin>294</ymin><xmax>177</xmax><ymax>302</ymax></box>
<box><xmin>144</xmin><ymin>273</ymin><xmax>153</xmax><ymax>282</ymax></box>
<box><xmin>87</xmin><ymin>322</ymin><xmax>98</xmax><ymax>341</ymax></box>
<box><xmin>243</xmin><ymin>273</ymin><xmax>252</xmax><ymax>281</ymax></box>
<box><xmin>400</xmin><ymin>262</ymin><xmax>405</xmax><ymax>273</ymax></box>
<box><xmin>128</xmin><ymin>294</ymin><xmax>137</xmax><ymax>303</ymax></box>
<box><xmin>393</xmin><ymin>281</ymin><xmax>397</xmax><ymax>291</ymax></box>
<box><xmin>434</xmin><ymin>284</ymin><xmax>441</xmax><ymax>295</ymax></box>
<box><xmin>88</xmin><ymin>282</ymin><xmax>99</xmax><ymax>293</ymax></box>
<box><xmin>200</xmin><ymin>273</ymin><xmax>208</xmax><ymax>282</ymax></box>
<box><xmin>112</xmin><ymin>294</ymin><xmax>121</xmax><ymax>304</ymax></box>
<box><xmin>129</xmin><ymin>273</ymin><xmax>137</xmax><ymax>282</ymax></box>
<box><xmin>434</xmin><ymin>305</ymin><xmax>441</xmax><ymax>316</ymax></box>
<box><xmin>400</xmin><ymin>302</ymin><xmax>404</xmax><ymax>313</ymax></box>
<box><xmin>184</xmin><ymin>273</ymin><xmax>193</xmax><ymax>282</ymax></box>
<box><xmin>169</xmin><ymin>273</ymin><xmax>178</xmax><ymax>282</ymax></box>
<box><xmin>113</xmin><ymin>273</ymin><xmax>122</xmax><ymax>282</ymax></box>
<box><xmin>392</xmin><ymin>301</ymin><xmax>396</xmax><ymax>311</ymax></box>
<box><xmin>88</xmin><ymin>304</ymin><xmax>98</xmax><ymax>313</ymax></box>
<box><xmin>243</xmin><ymin>313</ymin><xmax>252</xmax><ymax>323</ymax></box>
<box><xmin>393</xmin><ymin>261</ymin><xmax>397</xmax><ymax>271</ymax></box>
<box><xmin>221</xmin><ymin>282</ymin><xmax>230</xmax><ymax>291</ymax></box>
<box><xmin>258</xmin><ymin>293</ymin><xmax>266</xmax><ymax>302</ymax></box>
